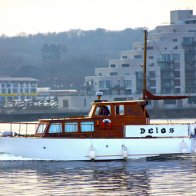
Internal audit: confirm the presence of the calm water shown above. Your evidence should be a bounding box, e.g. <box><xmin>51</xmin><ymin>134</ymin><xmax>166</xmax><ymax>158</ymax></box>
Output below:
<box><xmin>0</xmin><ymin>157</ymin><xmax>196</xmax><ymax>195</ymax></box>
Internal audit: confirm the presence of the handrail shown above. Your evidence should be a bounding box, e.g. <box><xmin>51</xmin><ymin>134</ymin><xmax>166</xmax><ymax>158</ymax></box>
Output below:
<box><xmin>0</xmin><ymin>122</ymin><xmax>38</xmax><ymax>136</ymax></box>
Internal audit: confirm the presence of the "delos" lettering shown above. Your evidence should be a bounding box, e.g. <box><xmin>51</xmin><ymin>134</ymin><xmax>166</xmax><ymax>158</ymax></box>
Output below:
<box><xmin>140</xmin><ymin>127</ymin><xmax>174</xmax><ymax>134</ymax></box>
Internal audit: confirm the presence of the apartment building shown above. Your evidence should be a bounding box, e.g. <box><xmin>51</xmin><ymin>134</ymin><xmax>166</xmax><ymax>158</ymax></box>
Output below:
<box><xmin>84</xmin><ymin>9</ymin><xmax>196</xmax><ymax>109</ymax></box>
<box><xmin>58</xmin><ymin>10</ymin><xmax>196</xmax><ymax>111</ymax></box>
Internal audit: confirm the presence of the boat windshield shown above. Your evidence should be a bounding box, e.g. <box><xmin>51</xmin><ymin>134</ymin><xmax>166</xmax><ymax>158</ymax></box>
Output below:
<box><xmin>88</xmin><ymin>105</ymin><xmax>95</xmax><ymax>117</ymax></box>
<box><xmin>95</xmin><ymin>105</ymin><xmax>111</xmax><ymax>116</ymax></box>
<box><xmin>37</xmin><ymin>123</ymin><xmax>47</xmax><ymax>134</ymax></box>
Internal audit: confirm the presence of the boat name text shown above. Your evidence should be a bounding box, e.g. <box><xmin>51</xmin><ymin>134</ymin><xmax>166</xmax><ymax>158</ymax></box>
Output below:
<box><xmin>140</xmin><ymin>127</ymin><xmax>175</xmax><ymax>134</ymax></box>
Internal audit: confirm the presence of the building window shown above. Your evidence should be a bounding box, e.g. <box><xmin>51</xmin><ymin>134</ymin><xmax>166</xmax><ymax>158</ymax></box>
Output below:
<box><xmin>125</xmin><ymin>89</ymin><xmax>132</xmax><ymax>95</ymax></box>
<box><xmin>99</xmin><ymin>80</ymin><xmax>110</xmax><ymax>89</ymax></box>
<box><xmin>63</xmin><ymin>99</ymin><xmax>69</xmax><ymax>108</ymax></box>
<box><xmin>183</xmin><ymin>37</ymin><xmax>194</xmax><ymax>44</ymax></box>
<box><xmin>149</xmin><ymin>56</ymin><xmax>154</xmax><ymax>59</ymax></box>
<box><xmin>114</xmin><ymin>97</ymin><xmax>127</xmax><ymax>101</ymax></box>
<box><xmin>173</xmin><ymin>54</ymin><xmax>180</xmax><ymax>61</ymax></box>
<box><xmin>174</xmin><ymin>79</ymin><xmax>180</xmax><ymax>86</ymax></box>
<box><xmin>149</xmin><ymin>88</ymin><xmax>156</xmax><ymax>94</ymax></box>
<box><xmin>121</xmin><ymin>64</ymin><xmax>129</xmax><ymax>67</ymax></box>
<box><xmin>149</xmin><ymin>80</ymin><xmax>156</xmax><ymax>87</ymax></box>
<box><xmin>122</xmin><ymin>56</ymin><xmax>128</xmax><ymax>59</ymax></box>
<box><xmin>125</xmin><ymin>80</ymin><xmax>132</xmax><ymax>88</ymax></box>
<box><xmin>81</xmin><ymin>122</ymin><xmax>94</xmax><ymax>132</ymax></box>
<box><xmin>164</xmin><ymin>100</ymin><xmax>176</xmax><ymax>105</ymax></box>
<box><xmin>147</xmin><ymin>46</ymin><xmax>154</xmax><ymax>50</ymax></box>
<box><xmin>188</xmin><ymin>96</ymin><xmax>196</xmax><ymax>104</ymax></box>
<box><xmin>31</xmin><ymin>88</ymin><xmax>36</xmax><ymax>93</ymax></box>
<box><xmin>174</xmin><ymin>62</ymin><xmax>180</xmax><ymax>69</ymax></box>
<box><xmin>110</xmin><ymin>72</ymin><xmax>118</xmax><ymax>76</ymax></box>
<box><xmin>159</xmin><ymin>54</ymin><xmax>172</xmax><ymax>62</ymax></box>
<box><xmin>174</xmin><ymin>88</ymin><xmax>180</xmax><ymax>93</ymax></box>
<box><xmin>110</xmin><ymin>64</ymin><xmax>116</xmax><ymax>68</ymax></box>
<box><xmin>174</xmin><ymin>71</ymin><xmax>180</xmax><ymax>78</ymax></box>
<box><xmin>13</xmin><ymin>89</ymin><xmax>18</xmax><ymax>93</ymax></box>
<box><xmin>149</xmin><ymin>71</ymin><xmax>156</xmax><ymax>78</ymax></box>
<box><xmin>31</xmin><ymin>82</ymin><xmax>37</xmax><ymax>88</ymax></box>
<box><xmin>25</xmin><ymin>88</ymin><xmax>29</xmax><ymax>93</ymax></box>
<box><xmin>13</xmin><ymin>83</ymin><xmax>18</xmax><ymax>88</ymax></box>
<box><xmin>134</xmin><ymin>55</ymin><xmax>142</xmax><ymax>59</ymax></box>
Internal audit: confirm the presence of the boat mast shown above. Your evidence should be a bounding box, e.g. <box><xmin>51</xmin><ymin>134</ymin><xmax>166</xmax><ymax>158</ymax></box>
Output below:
<box><xmin>143</xmin><ymin>30</ymin><xmax>147</xmax><ymax>100</ymax></box>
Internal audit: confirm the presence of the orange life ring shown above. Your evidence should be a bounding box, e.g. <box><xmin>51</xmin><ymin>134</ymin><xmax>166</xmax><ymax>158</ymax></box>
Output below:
<box><xmin>102</xmin><ymin>119</ymin><xmax>112</xmax><ymax>129</ymax></box>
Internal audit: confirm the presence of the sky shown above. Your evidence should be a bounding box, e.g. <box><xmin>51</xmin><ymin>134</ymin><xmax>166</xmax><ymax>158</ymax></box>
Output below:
<box><xmin>0</xmin><ymin>0</ymin><xmax>196</xmax><ymax>37</ymax></box>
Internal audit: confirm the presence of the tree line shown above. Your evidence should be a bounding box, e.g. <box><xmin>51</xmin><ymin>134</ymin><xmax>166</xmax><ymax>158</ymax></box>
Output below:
<box><xmin>0</xmin><ymin>28</ymin><xmax>143</xmax><ymax>90</ymax></box>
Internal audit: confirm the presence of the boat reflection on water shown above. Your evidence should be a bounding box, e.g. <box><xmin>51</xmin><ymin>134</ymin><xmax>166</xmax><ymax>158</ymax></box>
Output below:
<box><xmin>0</xmin><ymin>158</ymin><xmax>196</xmax><ymax>195</ymax></box>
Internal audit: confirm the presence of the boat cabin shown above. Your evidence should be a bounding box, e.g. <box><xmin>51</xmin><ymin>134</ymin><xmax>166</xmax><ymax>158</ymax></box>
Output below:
<box><xmin>35</xmin><ymin>98</ymin><xmax>150</xmax><ymax>138</ymax></box>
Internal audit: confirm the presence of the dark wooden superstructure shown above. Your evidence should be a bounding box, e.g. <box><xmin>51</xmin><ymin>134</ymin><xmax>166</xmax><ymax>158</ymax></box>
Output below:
<box><xmin>34</xmin><ymin>30</ymin><xmax>188</xmax><ymax>139</ymax></box>
<box><xmin>35</xmin><ymin>99</ymin><xmax>150</xmax><ymax>138</ymax></box>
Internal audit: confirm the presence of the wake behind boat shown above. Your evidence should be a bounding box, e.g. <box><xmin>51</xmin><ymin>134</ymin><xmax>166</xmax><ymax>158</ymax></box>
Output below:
<box><xmin>0</xmin><ymin>30</ymin><xmax>195</xmax><ymax>161</ymax></box>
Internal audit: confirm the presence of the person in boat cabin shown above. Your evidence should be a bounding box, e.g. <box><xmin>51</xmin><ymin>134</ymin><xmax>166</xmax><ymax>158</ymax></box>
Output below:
<box><xmin>98</xmin><ymin>105</ymin><xmax>110</xmax><ymax>116</ymax></box>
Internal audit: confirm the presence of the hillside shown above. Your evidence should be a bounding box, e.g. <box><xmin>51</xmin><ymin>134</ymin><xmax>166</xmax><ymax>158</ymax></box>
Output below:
<box><xmin>0</xmin><ymin>28</ymin><xmax>143</xmax><ymax>89</ymax></box>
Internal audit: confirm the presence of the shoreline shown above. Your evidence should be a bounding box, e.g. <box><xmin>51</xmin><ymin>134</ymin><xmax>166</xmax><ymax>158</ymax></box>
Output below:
<box><xmin>0</xmin><ymin>108</ymin><xmax>195</xmax><ymax>122</ymax></box>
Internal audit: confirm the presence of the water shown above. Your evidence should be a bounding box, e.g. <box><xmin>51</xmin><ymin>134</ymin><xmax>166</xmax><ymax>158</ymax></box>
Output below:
<box><xmin>0</xmin><ymin>157</ymin><xmax>196</xmax><ymax>195</ymax></box>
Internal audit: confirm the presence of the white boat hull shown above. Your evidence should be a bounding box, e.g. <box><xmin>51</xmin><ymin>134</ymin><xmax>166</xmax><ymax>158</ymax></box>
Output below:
<box><xmin>0</xmin><ymin>137</ymin><xmax>195</xmax><ymax>161</ymax></box>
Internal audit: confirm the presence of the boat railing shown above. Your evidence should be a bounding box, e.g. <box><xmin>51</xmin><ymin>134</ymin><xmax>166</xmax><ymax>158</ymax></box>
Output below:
<box><xmin>0</xmin><ymin>122</ymin><xmax>38</xmax><ymax>137</ymax></box>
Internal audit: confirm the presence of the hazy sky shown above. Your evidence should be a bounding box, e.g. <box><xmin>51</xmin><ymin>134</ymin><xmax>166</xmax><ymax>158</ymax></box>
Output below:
<box><xmin>0</xmin><ymin>0</ymin><xmax>196</xmax><ymax>37</ymax></box>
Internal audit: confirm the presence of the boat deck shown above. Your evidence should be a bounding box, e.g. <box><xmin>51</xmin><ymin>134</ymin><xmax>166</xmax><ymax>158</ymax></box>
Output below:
<box><xmin>0</xmin><ymin>119</ymin><xmax>195</xmax><ymax>137</ymax></box>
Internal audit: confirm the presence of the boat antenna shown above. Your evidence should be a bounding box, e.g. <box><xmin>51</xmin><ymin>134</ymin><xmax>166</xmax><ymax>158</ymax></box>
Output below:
<box><xmin>143</xmin><ymin>30</ymin><xmax>147</xmax><ymax>100</ymax></box>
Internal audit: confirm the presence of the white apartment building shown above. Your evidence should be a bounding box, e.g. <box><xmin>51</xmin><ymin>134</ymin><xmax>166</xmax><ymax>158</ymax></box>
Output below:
<box><xmin>0</xmin><ymin>77</ymin><xmax>38</xmax><ymax>103</ymax></box>
<box><xmin>58</xmin><ymin>10</ymin><xmax>196</xmax><ymax>111</ymax></box>
<box><xmin>84</xmin><ymin>9</ymin><xmax>196</xmax><ymax>109</ymax></box>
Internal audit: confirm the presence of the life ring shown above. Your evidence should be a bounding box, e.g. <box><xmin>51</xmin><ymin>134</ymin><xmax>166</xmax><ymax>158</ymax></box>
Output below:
<box><xmin>102</xmin><ymin>119</ymin><xmax>112</xmax><ymax>129</ymax></box>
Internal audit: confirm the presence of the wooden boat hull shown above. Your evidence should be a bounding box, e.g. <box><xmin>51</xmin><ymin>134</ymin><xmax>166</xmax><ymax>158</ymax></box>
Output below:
<box><xmin>0</xmin><ymin>137</ymin><xmax>195</xmax><ymax>161</ymax></box>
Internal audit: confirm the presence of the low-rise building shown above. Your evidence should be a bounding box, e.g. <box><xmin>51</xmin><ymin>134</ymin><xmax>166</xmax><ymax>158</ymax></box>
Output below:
<box><xmin>0</xmin><ymin>77</ymin><xmax>38</xmax><ymax>104</ymax></box>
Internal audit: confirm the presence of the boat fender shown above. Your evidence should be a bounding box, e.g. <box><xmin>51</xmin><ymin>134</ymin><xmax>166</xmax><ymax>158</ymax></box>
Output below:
<box><xmin>102</xmin><ymin>119</ymin><xmax>112</xmax><ymax>129</ymax></box>
<box><xmin>89</xmin><ymin>145</ymin><xmax>96</xmax><ymax>160</ymax></box>
<box><xmin>122</xmin><ymin>145</ymin><xmax>128</xmax><ymax>160</ymax></box>
<box><xmin>180</xmin><ymin>140</ymin><xmax>188</xmax><ymax>153</ymax></box>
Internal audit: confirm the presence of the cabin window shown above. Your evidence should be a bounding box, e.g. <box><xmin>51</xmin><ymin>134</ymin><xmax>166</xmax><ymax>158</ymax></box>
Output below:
<box><xmin>65</xmin><ymin>122</ymin><xmax>78</xmax><ymax>132</ymax></box>
<box><xmin>81</xmin><ymin>122</ymin><xmax>94</xmax><ymax>132</ymax></box>
<box><xmin>115</xmin><ymin>105</ymin><xmax>124</xmax><ymax>115</ymax></box>
<box><xmin>48</xmin><ymin>123</ymin><xmax>62</xmax><ymax>133</ymax></box>
<box><xmin>37</xmin><ymin>123</ymin><xmax>47</xmax><ymax>133</ymax></box>
<box><xmin>95</xmin><ymin>105</ymin><xmax>111</xmax><ymax>116</ymax></box>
